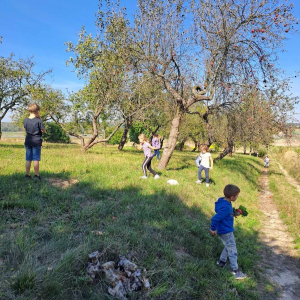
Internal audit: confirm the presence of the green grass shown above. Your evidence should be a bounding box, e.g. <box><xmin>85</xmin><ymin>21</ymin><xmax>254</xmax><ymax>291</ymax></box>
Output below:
<box><xmin>0</xmin><ymin>142</ymin><xmax>281</xmax><ymax>299</ymax></box>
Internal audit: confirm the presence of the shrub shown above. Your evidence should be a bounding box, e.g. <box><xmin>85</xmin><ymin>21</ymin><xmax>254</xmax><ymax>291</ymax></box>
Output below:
<box><xmin>43</xmin><ymin>123</ymin><xmax>70</xmax><ymax>143</ymax></box>
<box><xmin>209</xmin><ymin>143</ymin><xmax>220</xmax><ymax>152</ymax></box>
<box><xmin>129</xmin><ymin>122</ymin><xmax>151</xmax><ymax>143</ymax></box>
<box><xmin>258</xmin><ymin>147</ymin><xmax>267</xmax><ymax>157</ymax></box>
<box><xmin>106</xmin><ymin>127</ymin><xmax>124</xmax><ymax>145</ymax></box>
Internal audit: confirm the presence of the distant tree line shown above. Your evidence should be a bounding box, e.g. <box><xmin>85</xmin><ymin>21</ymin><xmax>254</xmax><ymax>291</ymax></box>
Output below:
<box><xmin>2</xmin><ymin>122</ymin><xmax>22</xmax><ymax>132</ymax></box>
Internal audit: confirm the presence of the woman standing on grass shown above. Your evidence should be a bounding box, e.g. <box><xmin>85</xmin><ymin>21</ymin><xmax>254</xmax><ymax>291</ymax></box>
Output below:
<box><xmin>134</xmin><ymin>134</ymin><xmax>160</xmax><ymax>179</ymax></box>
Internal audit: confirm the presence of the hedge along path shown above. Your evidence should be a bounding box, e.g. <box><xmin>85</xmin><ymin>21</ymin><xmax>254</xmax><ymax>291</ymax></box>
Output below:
<box><xmin>258</xmin><ymin>164</ymin><xmax>300</xmax><ymax>300</ymax></box>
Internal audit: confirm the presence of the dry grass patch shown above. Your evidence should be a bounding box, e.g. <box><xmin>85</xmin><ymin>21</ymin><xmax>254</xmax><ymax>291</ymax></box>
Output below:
<box><xmin>47</xmin><ymin>178</ymin><xmax>79</xmax><ymax>189</ymax></box>
<box><xmin>283</xmin><ymin>150</ymin><xmax>299</xmax><ymax>161</ymax></box>
<box><xmin>271</xmin><ymin>147</ymin><xmax>300</xmax><ymax>184</ymax></box>
<box><xmin>174</xmin><ymin>247</ymin><xmax>193</xmax><ymax>261</ymax></box>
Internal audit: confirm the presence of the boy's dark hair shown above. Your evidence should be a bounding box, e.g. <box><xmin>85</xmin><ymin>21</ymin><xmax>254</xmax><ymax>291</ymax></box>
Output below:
<box><xmin>153</xmin><ymin>133</ymin><xmax>158</xmax><ymax>137</ymax></box>
<box><xmin>28</xmin><ymin>103</ymin><xmax>40</xmax><ymax>113</ymax></box>
<box><xmin>223</xmin><ymin>184</ymin><xmax>240</xmax><ymax>198</ymax></box>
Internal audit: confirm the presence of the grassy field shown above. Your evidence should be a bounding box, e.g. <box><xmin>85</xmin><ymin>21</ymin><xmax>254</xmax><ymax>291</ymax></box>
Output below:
<box><xmin>0</xmin><ymin>142</ymin><xmax>282</xmax><ymax>299</ymax></box>
<box><xmin>2</xmin><ymin>132</ymin><xmax>25</xmax><ymax>139</ymax></box>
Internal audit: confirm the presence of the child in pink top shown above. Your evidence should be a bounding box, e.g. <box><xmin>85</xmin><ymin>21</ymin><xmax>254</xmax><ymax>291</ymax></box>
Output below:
<box><xmin>152</xmin><ymin>134</ymin><xmax>160</xmax><ymax>160</ymax></box>
<box><xmin>134</xmin><ymin>134</ymin><xmax>160</xmax><ymax>179</ymax></box>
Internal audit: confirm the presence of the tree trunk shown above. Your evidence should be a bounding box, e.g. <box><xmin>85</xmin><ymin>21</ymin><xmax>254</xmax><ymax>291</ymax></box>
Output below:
<box><xmin>103</xmin><ymin>130</ymin><xmax>106</xmax><ymax>147</ymax></box>
<box><xmin>197</xmin><ymin>140</ymin><xmax>202</xmax><ymax>151</ymax></box>
<box><xmin>118</xmin><ymin>117</ymin><xmax>132</xmax><ymax>151</ymax></box>
<box><xmin>178</xmin><ymin>140</ymin><xmax>186</xmax><ymax>152</ymax></box>
<box><xmin>158</xmin><ymin>110</ymin><xmax>183</xmax><ymax>170</ymax></box>
<box><xmin>83</xmin><ymin>116</ymin><xmax>99</xmax><ymax>151</ymax></box>
<box><xmin>203</xmin><ymin>112</ymin><xmax>214</xmax><ymax>147</ymax></box>
<box><xmin>229</xmin><ymin>143</ymin><xmax>234</xmax><ymax>157</ymax></box>
<box><xmin>85</xmin><ymin>121</ymin><xmax>125</xmax><ymax>150</ymax></box>
<box><xmin>243</xmin><ymin>145</ymin><xmax>246</xmax><ymax>154</ymax></box>
<box><xmin>216</xmin><ymin>140</ymin><xmax>234</xmax><ymax>160</ymax></box>
<box><xmin>160</xmin><ymin>137</ymin><xmax>164</xmax><ymax>149</ymax></box>
<box><xmin>191</xmin><ymin>141</ymin><xmax>197</xmax><ymax>152</ymax></box>
<box><xmin>0</xmin><ymin>121</ymin><xmax>2</xmax><ymax>140</ymax></box>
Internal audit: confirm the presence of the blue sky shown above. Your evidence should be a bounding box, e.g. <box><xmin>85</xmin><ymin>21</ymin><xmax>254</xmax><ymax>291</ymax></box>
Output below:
<box><xmin>1</xmin><ymin>0</ymin><xmax>300</xmax><ymax>121</ymax></box>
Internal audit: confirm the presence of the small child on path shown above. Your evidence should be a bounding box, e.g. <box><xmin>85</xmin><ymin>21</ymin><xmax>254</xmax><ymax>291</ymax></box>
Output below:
<box><xmin>152</xmin><ymin>134</ymin><xmax>160</xmax><ymax>161</ymax></box>
<box><xmin>210</xmin><ymin>184</ymin><xmax>247</xmax><ymax>280</ymax></box>
<box><xmin>23</xmin><ymin>103</ymin><xmax>46</xmax><ymax>180</ymax></box>
<box><xmin>134</xmin><ymin>134</ymin><xmax>160</xmax><ymax>179</ymax></box>
<box><xmin>196</xmin><ymin>145</ymin><xmax>213</xmax><ymax>187</ymax></box>
<box><xmin>264</xmin><ymin>155</ymin><xmax>269</xmax><ymax>168</ymax></box>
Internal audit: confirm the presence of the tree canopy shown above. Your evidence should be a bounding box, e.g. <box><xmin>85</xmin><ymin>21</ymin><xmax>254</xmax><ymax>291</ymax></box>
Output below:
<box><xmin>0</xmin><ymin>54</ymin><xmax>50</xmax><ymax>139</ymax></box>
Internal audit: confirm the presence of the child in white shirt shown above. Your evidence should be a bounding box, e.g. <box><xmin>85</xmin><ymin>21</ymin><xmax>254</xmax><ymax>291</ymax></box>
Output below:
<box><xmin>264</xmin><ymin>155</ymin><xmax>270</xmax><ymax>168</ymax></box>
<box><xmin>196</xmin><ymin>145</ymin><xmax>214</xmax><ymax>187</ymax></box>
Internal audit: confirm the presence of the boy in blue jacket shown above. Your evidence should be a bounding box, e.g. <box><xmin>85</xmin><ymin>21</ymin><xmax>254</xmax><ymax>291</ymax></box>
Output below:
<box><xmin>210</xmin><ymin>184</ymin><xmax>247</xmax><ymax>280</ymax></box>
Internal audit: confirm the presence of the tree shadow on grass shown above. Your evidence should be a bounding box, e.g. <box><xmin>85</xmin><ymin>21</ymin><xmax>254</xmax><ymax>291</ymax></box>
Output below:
<box><xmin>0</xmin><ymin>172</ymin><xmax>292</xmax><ymax>300</ymax></box>
<box><xmin>215</xmin><ymin>158</ymin><xmax>262</xmax><ymax>187</ymax></box>
<box><xmin>209</xmin><ymin>178</ymin><xmax>217</xmax><ymax>185</ymax></box>
<box><xmin>167</xmin><ymin>165</ymin><xmax>190</xmax><ymax>171</ymax></box>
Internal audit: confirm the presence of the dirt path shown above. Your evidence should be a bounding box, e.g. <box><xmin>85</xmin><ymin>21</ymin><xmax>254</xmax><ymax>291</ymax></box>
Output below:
<box><xmin>258</xmin><ymin>165</ymin><xmax>300</xmax><ymax>300</ymax></box>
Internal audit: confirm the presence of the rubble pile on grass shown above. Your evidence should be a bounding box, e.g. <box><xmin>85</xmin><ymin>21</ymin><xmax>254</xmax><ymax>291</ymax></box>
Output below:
<box><xmin>86</xmin><ymin>251</ymin><xmax>150</xmax><ymax>299</ymax></box>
